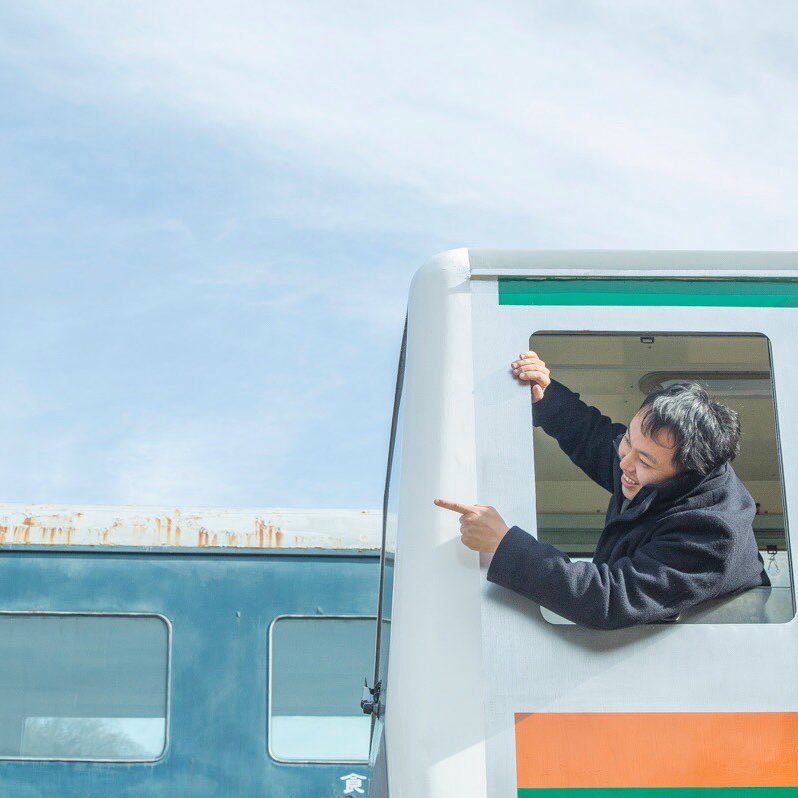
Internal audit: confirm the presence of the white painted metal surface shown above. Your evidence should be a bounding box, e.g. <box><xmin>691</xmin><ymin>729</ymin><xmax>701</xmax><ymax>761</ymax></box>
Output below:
<box><xmin>0</xmin><ymin>504</ymin><xmax>381</xmax><ymax>550</ymax></box>
<box><xmin>469</xmin><ymin>248</ymin><xmax>798</xmax><ymax>277</ymax></box>
<box><xmin>385</xmin><ymin>249</ymin><xmax>487</xmax><ymax>798</ymax></box>
<box><xmin>471</xmin><ymin>270</ymin><xmax>798</xmax><ymax>798</ymax></box>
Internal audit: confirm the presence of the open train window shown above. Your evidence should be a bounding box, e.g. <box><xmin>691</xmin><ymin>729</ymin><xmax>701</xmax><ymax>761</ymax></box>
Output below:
<box><xmin>0</xmin><ymin>612</ymin><xmax>169</xmax><ymax>760</ymax></box>
<box><xmin>268</xmin><ymin>615</ymin><xmax>373</xmax><ymax>763</ymax></box>
<box><xmin>530</xmin><ymin>332</ymin><xmax>793</xmax><ymax>625</ymax></box>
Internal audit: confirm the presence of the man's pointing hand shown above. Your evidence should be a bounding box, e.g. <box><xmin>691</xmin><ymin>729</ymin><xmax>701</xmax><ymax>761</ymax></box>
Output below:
<box><xmin>433</xmin><ymin>498</ymin><xmax>510</xmax><ymax>553</ymax></box>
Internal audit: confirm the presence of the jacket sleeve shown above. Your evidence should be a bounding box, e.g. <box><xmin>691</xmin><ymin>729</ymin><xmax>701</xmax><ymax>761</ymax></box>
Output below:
<box><xmin>533</xmin><ymin>380</ymin><xmax>627</xmax><ymax>493</ymax></box>
<box><xmin>487</xmin><ymin>518</ymin><xmax>733</xmax><ymax>630</ymax></box>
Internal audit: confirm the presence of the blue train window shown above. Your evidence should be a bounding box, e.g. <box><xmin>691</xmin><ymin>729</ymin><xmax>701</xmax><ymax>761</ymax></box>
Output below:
<box><xmin>268</xmin><ymin>616</ymin><xmax>373</xmax><ymax>762</ymax></box>
<box><xmin>0</xmin><ymin>612</ymin><xmax>169</xmax><ymax>760</ymax></box>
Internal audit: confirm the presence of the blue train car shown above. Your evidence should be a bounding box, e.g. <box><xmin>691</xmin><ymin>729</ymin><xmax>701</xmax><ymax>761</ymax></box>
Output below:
<box><xmin>0</xmin><ymin>505</ymin><xmax>380</xmax><ymax>797</ymax></box>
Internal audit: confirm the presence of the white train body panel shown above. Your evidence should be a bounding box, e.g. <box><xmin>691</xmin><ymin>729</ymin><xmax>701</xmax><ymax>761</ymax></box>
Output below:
<box><xmin>385</xmin><ymin>249</ymin><xmax>487</xmax><ymax>798</ymax></box>
<box><xmin>381</xmin><ymin>250</ymin><xmax>798</xmax><ymax>798</ymax></box>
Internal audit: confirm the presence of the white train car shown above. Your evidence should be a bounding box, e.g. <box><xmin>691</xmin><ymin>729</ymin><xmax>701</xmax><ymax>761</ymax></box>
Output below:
<box><xmin>368</xmin><ymin>250</ymin><xmax>798</xmax><ymax>798</ymax></box>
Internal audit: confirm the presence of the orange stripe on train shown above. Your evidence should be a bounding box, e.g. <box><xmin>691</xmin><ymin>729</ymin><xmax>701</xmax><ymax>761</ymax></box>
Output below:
<box><xmin>515</xmin><ymin>712</ymin><xmax>798</xmax><ymax>789</ymax></box>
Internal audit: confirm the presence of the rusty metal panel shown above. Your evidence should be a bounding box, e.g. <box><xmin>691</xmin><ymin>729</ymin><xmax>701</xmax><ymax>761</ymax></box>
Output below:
<box><xmin>0</xmin><ymin>505</ymin><xmax>382</xmax><ymax>550</ymax></box>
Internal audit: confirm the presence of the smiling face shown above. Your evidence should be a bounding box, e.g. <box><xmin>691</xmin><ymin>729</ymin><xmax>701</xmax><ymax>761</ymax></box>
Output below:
<box><xmin>617</xmin><ymin>412</ymin><xmax>683</xmax><ymax>499</ymax></box>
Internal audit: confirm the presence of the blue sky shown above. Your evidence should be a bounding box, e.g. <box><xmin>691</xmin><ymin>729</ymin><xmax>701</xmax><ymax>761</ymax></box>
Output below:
<box><xmin>1</xmin><ymin>1</ymin><xmax>797</xmax><ymax>509</ymax></box>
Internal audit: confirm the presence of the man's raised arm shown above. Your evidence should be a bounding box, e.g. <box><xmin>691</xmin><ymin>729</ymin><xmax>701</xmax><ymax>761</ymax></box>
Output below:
<box><xmin>513</xmin><ymin>351</ymin><xmax>627</xmax><ymax>493</ymax></box>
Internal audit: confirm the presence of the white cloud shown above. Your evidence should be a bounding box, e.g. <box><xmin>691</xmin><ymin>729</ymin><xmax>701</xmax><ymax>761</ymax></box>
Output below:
<box><xmin>4</xmin><ymin>0</ymin><xmax>798</xmax><ymax>247</ymax></box>
<box><xmin>107</xmin><ymin>401</ymin><xmax>313</xmax><ymax>506</ymax></box>
<box><xmin>187</xmin><ymin>259</ymin><xmax>408</xmax><ymax>332</ymax></box>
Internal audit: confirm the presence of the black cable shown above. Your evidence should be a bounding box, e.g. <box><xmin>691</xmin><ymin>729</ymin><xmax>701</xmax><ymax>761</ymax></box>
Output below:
<box><xmin>372</xmin><ymin>313</ymin><xmax>407</xmax><ymax>696</ymax></box>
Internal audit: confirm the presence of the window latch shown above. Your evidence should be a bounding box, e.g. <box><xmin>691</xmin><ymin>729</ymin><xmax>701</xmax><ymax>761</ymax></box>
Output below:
<box><xmin>361</xmin><ymin>678</ymin><xmax>381</xmax><ymax>717</ymax></box>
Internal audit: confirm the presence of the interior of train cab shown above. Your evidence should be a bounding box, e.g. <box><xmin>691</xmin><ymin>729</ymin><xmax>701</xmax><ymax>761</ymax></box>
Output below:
<box><xmin>530</xmin><ymin>331</ymin><xmax>792</xmax><ymax>624</ymax></box>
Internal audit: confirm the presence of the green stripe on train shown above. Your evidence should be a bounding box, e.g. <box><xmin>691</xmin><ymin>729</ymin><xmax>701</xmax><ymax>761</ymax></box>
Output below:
<box><xmin>518</xmin><ymin>789</ymin><xmax>798</xmax><ymax>797</ymax></box>
<box><xmin>498</xmin><ymin>278</ymin><xmax>798</xmax><ymax>307</ymax></box>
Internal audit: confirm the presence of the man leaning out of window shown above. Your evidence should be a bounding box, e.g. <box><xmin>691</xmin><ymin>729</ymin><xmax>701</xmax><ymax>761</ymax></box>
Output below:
<box><xmin>435</xmin><ymin>351</ymin><xmax>770</xmax><ymax>630</ymax></box>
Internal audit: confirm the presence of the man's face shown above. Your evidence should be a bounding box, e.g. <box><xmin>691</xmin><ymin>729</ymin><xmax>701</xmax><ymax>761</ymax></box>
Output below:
<box><xmin>617</xmin><ymin>412</ymin><xmax>683</xmax><ymax>499</ymax></box>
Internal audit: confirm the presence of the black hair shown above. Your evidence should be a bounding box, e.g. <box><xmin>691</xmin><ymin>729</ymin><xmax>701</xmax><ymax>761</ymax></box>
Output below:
<box><xmin>637</xmin><ymin>381</ymin><xmax>741</xmax><ymax>476</ymax></box>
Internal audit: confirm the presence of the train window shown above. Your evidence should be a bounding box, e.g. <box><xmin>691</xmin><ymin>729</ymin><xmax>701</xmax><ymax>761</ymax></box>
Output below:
<box><xmin>268</xmin><ymin>615</ymin><xmax>373</xmax><ymax>763</ymax></box>
<box><xmin>0</xmin><ymin>612</ymin><xmax>169</xmax><ymax>760</ymax></box>
<box><xmin>530</xmin><ymin>332</ymin><xmax>794</xmax><ymax>625</ymax></box>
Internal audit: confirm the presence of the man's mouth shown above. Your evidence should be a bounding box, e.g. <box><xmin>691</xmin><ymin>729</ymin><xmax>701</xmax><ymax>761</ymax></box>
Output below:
<box><xmin>621</xmin><ymin>473</ymin><xmax>639</xmax><ymax>489</ymax></box>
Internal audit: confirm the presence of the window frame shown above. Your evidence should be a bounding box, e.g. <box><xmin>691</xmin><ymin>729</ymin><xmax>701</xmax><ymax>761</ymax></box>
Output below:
<box><xmin>527</xmin><ymin>329</ymin><xmax>794</xmax><ymax>626</ymax></box>
<box><xmin>0</xmin><ymin>610</ymin><xmax>172</xmax><ymax>763</ymax></box>
<box><xmin>266</xmin><ymin>613</ymin><xmax>376</xmax><ymax>765</ymax></box>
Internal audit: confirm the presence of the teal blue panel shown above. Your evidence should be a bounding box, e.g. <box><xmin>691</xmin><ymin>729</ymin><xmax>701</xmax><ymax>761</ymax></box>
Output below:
<box><xmin>0</xmin><ymin>549</ymin><xmax>379</xmax><ymax>797</ymax></box>
<box><xmin>499</xmin><ymin>278</ymin><xmax>798</xmax><ymax>307</ymax></box>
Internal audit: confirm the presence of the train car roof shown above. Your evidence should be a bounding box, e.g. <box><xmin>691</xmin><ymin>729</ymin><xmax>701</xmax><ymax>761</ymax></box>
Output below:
<box><xmin>463</xmin><ymin>249</ymin><xmax>798</xmax><ymax>277</ymax></box>
<box><xmin>0</xmin><ymin>504</ymin><xmax>382</xmax><ymax>552</ymax></box>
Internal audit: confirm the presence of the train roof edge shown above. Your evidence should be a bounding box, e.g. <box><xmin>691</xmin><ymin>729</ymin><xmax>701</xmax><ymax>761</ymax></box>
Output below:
<box><xmin>464</xmin><ymin>248</ymin><xmax>798</xmax><ymax>276</ymax></box>
<box><xmin>0</xmin><ymin>504</ymin><xmax>383</xmax><ymax>551</ymax></box>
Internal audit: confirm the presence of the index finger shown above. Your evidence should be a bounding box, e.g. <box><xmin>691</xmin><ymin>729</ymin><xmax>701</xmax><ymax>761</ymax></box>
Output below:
<box><xmin>434</xmin><ymin>497</ymin><xmax>478</xmax><ymax>515</ymax></box>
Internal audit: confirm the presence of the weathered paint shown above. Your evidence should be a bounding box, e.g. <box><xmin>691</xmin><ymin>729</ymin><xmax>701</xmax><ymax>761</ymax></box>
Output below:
<box><xmin>0</xmin><ymin>547</ymin><xmax>379</xmax><ymax>796</ymax></box>
<box><xmin>0</xmin><ymin>505</ymin><xmax>382</xmax><ymax>550</ymax></box>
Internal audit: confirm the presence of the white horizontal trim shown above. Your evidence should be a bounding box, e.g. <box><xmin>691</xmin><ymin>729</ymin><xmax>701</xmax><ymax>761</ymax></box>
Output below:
<box><xmin>471</xmin><ymin>269</ymin><xmax>798</xmax><ymax>278</ymax></box>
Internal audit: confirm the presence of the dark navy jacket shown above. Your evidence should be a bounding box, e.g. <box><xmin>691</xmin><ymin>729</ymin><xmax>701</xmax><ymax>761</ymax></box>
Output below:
<box><xmin>487</xmin><ymin>380</ymin><xmax>770</xmax><ymax>629</ymax></box>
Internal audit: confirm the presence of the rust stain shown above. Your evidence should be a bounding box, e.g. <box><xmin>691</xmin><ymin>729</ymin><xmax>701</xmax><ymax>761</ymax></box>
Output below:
<box><xmin>273</xmin><ymin>523</ymin><xmax>284</xmax><ymax>547</ymax></box>
<box><xmin>0</xmin><ymin>508</ymin><xmax>366</xmax><ymax>549</ymax></box>
<box><xmin>5</xmin><ymin>518</ymin><xmax>94</xmax><ymax>546</ymax></box>
<box><xmin>253</xmin><ymin>518</ymin><xmax>285</xmax><ymax>548</ymax></box>
<box><xmin>12</xmin><ymin>525</ymin><xmax>31</xmax><ymax>544</ymax></box>
<box><xmin>13</xmin><ymin>517</ymin><xmax>35</xmax><ymax>542</ymax></box>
